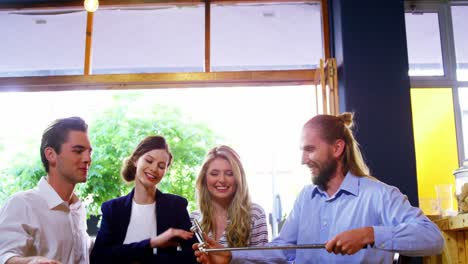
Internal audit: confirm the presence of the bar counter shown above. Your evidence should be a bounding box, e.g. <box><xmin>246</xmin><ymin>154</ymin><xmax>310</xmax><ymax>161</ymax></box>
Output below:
<box><xmin>424</xmin><ymin>214</ymin><xmax>468</xmax><ymax>263</ymax></box>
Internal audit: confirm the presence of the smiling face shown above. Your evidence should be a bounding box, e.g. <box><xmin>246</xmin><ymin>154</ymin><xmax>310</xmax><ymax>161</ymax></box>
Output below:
<box><xmin>301</xmin><ymin>127</ymin><xmax>338</xmax><ymax>188</ymax></box>
<box><xmin>48</xmin><ymin>130</ymin><xmax>92</xmax><ymax>185</ymax></box>
<box><xmin>205</xmin><ymin>157</ymin><xmax>237</xmax><ymax>203</ymax></box>
<box><xmin>134</xmin><ymin>149</ymin><xmax>170</xmax><ymax>188</ymax></box>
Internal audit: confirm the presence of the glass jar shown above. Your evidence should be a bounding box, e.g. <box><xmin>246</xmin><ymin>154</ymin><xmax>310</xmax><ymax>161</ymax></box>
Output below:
<box><xmin>454</xmin><ymin>162</ymin><xmax>468</xmax><ymax>213</ymax></box>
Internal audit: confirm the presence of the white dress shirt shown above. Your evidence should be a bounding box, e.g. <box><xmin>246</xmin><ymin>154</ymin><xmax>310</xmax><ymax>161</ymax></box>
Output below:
<box><xmin>0</xmin><ymin>177</ymin><xmax>90</xmax><ymax>264</ymax></box>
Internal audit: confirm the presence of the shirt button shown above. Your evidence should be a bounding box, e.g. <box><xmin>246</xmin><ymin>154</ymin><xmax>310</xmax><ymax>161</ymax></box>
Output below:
<box><xmin>380</xmin><ymin>243</ymin><xmax>385</xmax><ymax>247</ymax></box>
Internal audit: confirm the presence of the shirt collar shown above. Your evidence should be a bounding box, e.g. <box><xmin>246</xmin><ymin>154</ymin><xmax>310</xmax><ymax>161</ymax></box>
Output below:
<box><xmin>37</xmin><ymin>176</ymin><xmax>69</xmax><ymax>209</ymax></box>
<box><xmin>339</xmin><ymin>171</ymin><xmax>359</xmax><ymax>196</ymax></box>
<box><xmin>311</xmin><ymin>171</ymin><xmax>360</xmax><ymax>199</ymax></box>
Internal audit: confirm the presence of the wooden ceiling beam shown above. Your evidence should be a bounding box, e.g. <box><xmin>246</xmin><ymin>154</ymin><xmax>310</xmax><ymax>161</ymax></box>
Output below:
<box><xmin>0</xmin><ymin>70</ymin><xmax>317</xmax><ymax>92</ymax></box>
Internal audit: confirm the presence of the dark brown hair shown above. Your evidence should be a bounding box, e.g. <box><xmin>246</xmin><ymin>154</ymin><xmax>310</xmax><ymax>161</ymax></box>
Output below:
<box><xmin>121</xmin><ymin>135</ymin><xmax>173</xmax><ymax>182</ymax></box>
<box><xmin>40</xmin><ymin>117</ymin><xmax>88</xmax><ymax>172</ymax></box>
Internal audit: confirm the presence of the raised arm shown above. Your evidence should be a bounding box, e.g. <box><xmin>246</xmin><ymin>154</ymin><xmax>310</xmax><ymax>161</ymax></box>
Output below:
<box><xmin>325</xmin><ymin>185</ymin><xmax>444</xmax><ymax>257</ymax></box>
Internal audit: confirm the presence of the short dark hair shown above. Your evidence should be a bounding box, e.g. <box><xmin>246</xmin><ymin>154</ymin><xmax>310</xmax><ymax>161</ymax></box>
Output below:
<box><xmin>40</xmin><ymin>117</ymin><xmax>88</xmax><ymax>172</ymax></box>
<box><xmin>121</xmin><ymin>135</ymin><xmax>173</xmax><ymax>182</ymax></box>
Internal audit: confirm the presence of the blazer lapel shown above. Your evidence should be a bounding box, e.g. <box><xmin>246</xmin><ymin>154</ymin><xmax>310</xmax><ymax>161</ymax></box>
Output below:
<box><xmin>118</xmin><ymin>189</ymin><xmax>134</xmax><ymax>242</ymax></box>
<box><xmin>155</xmin><ymin>189</ymin><xmax>169</xmax><ymax>235</ymax></box>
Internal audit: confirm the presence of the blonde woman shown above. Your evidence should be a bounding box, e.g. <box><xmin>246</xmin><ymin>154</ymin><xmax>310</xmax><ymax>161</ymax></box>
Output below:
<box><xmin>191</xmin><ymin>145</ymin><xmax>268</xmax><ymax>248</ymax></box>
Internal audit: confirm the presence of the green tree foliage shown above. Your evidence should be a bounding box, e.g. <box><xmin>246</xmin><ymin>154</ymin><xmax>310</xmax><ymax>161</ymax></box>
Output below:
<box><xmin>0</xmin><ymin>154</ymin><xmax>44</xmax><ymax>203</ymax></box>
<box><xmin>0</xmin><ymin>137</ymin><xmax>44</xmax><ymax>204</ymax></box>
<box><xmin>0</xmin><ymin>92</ymin><xmax>219</xmax><ymax>217</ymax></box>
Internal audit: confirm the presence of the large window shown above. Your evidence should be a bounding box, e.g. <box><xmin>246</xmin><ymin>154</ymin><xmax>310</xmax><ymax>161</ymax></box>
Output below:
<box><xmin>405</xmin><ymin>2</ymin><xmax>468</xmax><ymax>164</ymax></box>
<box><xmin>405</xmin><ymin>2</ymin><xmax>468</xmax><ymax>214</ymax></box>
<box><xmin>0</xmin><ymin>0</ymin><xmax>328</xmax><ymax>236</ymax></box>
<box><xmin>0</xmin><ymin>86</ymin><xmax>315</xmax><ymax>237</ymax></box>
<box><xmin>0</xmin><ymin>1</ymin><xmax>325</xmax><ymax>76</ymax></box>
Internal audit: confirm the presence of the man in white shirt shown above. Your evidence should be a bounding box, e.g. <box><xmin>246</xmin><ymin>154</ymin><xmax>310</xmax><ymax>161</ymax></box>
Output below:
<box><xmin>0</xmin><ymin>117</ymin><xmax>93</xmax><ymax>264</ymax></box>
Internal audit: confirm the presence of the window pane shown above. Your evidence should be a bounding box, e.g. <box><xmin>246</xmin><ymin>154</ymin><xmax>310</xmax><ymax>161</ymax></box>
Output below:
<box><xmin>0</xmin><ymin>86</ymin><xmax>315</xmax><ymax>237</ymax></box>
<box><xmin>405</xmin><ymin>12</ymin><xmax>444</xmax><ymax>76</ymax></box>
<box><xmin>92</xmin><ymin>6</ymin><xmax>204</xmax><ymax>74</ymax></box>
<box><xmin>211</xmin><ymin>2</ymin><xmax>323</xmax><ymax>71</ymax></box>
<box><xmin>410</xmin><ymin>88</ymin><xmax>459</xmax><ymax>215</ymax></box>
<box><xmin>459</xmin><ymin>87</ymin><xmax>468</xmax><ymax>160</ymax></box>
<box><xmin>0</xmin><ymin>10</ymin><xmax>86</xmax><ymax>77</ymax></box>
<box><xmin>452</xmin><ymin>6</ymin><xmax>468</xmax><ymax>81</ymax></box>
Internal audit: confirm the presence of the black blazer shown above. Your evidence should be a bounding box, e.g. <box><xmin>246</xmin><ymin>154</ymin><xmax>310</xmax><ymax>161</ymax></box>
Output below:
<box><xmin>90</xmin><ymin>189</ymin><xmax>197</xmax><ymax>264</ymax></box>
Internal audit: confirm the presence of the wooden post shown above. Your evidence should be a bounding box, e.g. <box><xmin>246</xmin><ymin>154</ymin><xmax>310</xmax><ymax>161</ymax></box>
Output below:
<box><xmin>204</xmin><ymin>0</ymin><xmax>211</xmax><ymax>72</ymax></box>
<box><xmin>328</xmin><ymin>58</ymin><xmax>339</xmax><ymax>115</ymax></box>
<box><xmin>320</xmin><ymin>59</ymin><xmax>327</xmax><ymax>114</ymax></box>
<box><xmin>84</xmin><ymin>11</ymin><xmax>94</xmax><ymax>75</ymax></box>
<box><xmin>314</xmin><ymin>65</ymin><xmax>321</xmax><ymax>115</ymax></box>
<box><xmin>321</xmin><ymin>0</ymin><xmax>330</xmax><ymax>59</ymax></box>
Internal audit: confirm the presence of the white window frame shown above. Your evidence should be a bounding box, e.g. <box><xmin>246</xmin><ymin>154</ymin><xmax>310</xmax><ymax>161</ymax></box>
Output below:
<box><xmin>405</xmin><ymin>0</ymin><xmax>468</xmax><ymax>165</ymax></box>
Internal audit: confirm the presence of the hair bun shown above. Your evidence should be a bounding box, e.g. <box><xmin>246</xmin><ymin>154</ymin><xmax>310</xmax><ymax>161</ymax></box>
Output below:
<box><xmin>121</xmin><ymin>157</ymin><xmax>136</xmax><ymax>182</ymax></box>
<box><xmin>338</xmin><ymin>112</ymin><xmax>354</xmax><ymax>128</ymax></box>
<box><xmin>124</xmin><ymin>157</ymin><xmax>132</xmax><ymax>166</ymax></box>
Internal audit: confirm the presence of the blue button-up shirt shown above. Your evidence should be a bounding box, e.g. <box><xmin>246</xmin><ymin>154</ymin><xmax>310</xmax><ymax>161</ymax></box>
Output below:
<box><xmin>232</xmin><ymin>172</ymin><xmax>443</xmax><ymax>263</ymax></box>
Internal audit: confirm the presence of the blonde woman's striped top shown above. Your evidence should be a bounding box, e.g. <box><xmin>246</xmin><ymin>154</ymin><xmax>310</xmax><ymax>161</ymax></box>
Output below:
<box><xmin>191</xmin><ymin>203</ymin><xmax>269</xmax><ymax>247</ymax></box>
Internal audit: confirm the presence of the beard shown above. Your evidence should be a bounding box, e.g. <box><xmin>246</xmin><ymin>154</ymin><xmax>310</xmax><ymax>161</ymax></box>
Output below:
<box><xmin>311</xmin><ymin>157</ymin><xmax>338</xmax><ymax>190</ymax></box>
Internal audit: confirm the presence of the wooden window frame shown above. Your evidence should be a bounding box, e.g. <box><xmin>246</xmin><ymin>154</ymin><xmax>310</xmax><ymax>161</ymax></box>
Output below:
<box><xmin>0</xmin><ymin>0</ymin><xmax>329</xmax><ymax>92</ymax></box>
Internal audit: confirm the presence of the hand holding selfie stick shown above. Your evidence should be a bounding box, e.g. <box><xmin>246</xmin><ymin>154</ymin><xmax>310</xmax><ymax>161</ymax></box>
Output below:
<box><xmin>191</xmin><ymin>219</ymin><xmax>329</xmax><ymax>254</ymax></box>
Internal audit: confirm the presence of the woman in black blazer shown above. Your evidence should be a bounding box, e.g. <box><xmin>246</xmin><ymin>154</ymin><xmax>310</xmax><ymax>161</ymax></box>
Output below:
<box><xmin>90</xmin><ymin>136</ymin><xmax>197</xmax><ymax>264</ymax></box>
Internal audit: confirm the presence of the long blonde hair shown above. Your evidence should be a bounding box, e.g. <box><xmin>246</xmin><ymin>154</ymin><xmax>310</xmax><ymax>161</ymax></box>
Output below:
<box><xmin>195</xmin><ymin>145</ymin><xmax>252</xmax><ymax>247</ymax></box>
<box><xmin>304</xmin><ymin>112</ymin><xmax>371</xmax><ymax>177</ymax></box>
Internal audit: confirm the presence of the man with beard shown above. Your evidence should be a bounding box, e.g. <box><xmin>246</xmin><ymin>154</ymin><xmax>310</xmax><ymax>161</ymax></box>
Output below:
<box><xmin>193</xmin><ymin>112</ymin><xmax>443</xmax><ymax>264</ymax></box>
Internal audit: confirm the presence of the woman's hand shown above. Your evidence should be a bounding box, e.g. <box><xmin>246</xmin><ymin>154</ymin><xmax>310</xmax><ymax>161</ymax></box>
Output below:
<box><xmin>193</xmin><ymin>233</ymin><xmax>231</xmax><ymax>264</ymax></box>
<box><xmin>150</xmin><ymin>228</ymin><xmax>194</xmax><ymax>248</ymax></box>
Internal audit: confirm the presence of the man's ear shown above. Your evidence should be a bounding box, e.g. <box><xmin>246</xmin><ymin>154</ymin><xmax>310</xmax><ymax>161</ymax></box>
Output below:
<box><xmin>44</xmin><ymin>147</ymin><xmax>57</xmax><ymax>166</ymax></box>
<box><xmin>332</xmin><ymin>139</ymin><xmax>346</xmax><ymax>158</ymax></box>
